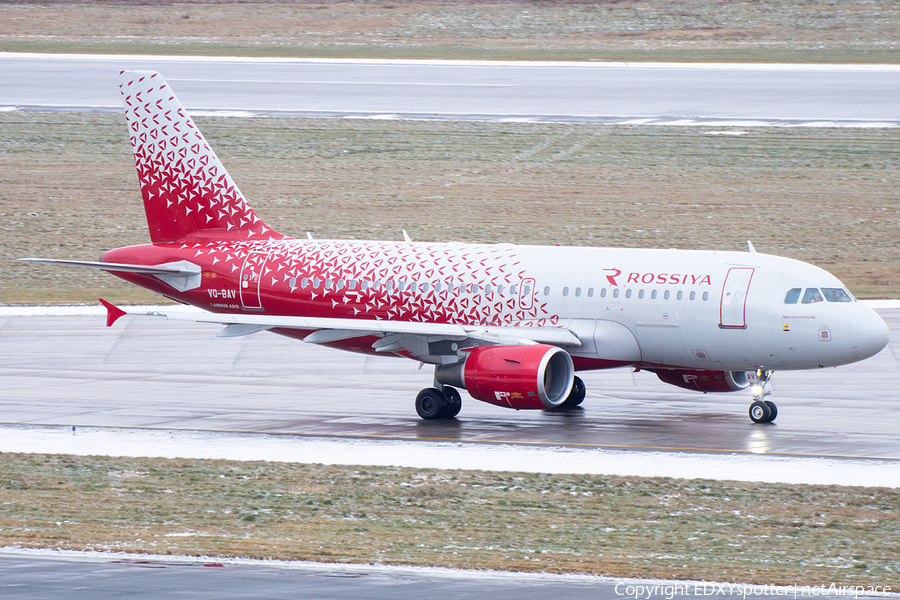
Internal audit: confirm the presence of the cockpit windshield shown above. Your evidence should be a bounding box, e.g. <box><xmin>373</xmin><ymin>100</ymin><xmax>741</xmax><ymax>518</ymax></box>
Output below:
<box><xmin>822</xmin><ymin>287</ymin><xmax>853</xmax><ymax>303</ymax></box>
<box><xmin>784</xmin><ymin>288</ymin><xmax>801</xmax><ymax>304</ymax></box>
<box><xmin>785</xmin><ymin>287</ymin><xmax>853</xmax><ymax>304</ymax></box>
<box><xmin>801</xmin><ymin>288</ymin><xmax>824</xmax><ymax>304</ymax></box>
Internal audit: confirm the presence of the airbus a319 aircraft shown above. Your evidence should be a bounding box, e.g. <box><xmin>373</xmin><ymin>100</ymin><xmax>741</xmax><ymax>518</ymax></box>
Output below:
<box><xmin>24</xmin><ymin>70</ymin><xmax>890</xmax><ymax>424</ymax></box>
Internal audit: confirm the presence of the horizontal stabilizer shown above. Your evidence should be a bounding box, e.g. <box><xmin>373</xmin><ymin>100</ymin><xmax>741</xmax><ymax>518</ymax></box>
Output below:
<box><xmin>19</xmin><ymin>258</ymin><xmax>198</xmax><ymax>275</ymax></box>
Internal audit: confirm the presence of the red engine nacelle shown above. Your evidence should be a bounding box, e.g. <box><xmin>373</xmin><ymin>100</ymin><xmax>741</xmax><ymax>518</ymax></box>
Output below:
<box><xmin>435</xmin><ymin>344</ymin><xmax>574</xmax><ymax>410</ymax></box>
<box><xmin>655</xmin><ymin>369</ymin><xmax>749</xmax><ymax>393</ymax></box>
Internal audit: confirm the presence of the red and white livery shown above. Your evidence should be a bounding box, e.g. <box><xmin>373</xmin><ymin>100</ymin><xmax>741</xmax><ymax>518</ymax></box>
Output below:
<box><xmin>24</xmin><ymin>70</ymin><xmax>890</xmax><ymax>423</ymax></box>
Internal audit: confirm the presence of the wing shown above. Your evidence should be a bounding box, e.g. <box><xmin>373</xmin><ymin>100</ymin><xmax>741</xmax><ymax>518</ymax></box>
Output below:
<box><xmin>103</xmin><ymin>301</ymin><xmax>582</xmax><ymax>365</ymax></box>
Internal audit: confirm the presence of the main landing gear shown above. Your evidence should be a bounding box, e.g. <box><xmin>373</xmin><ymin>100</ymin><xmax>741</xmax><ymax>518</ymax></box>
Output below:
<box><xmin>415</xmin><ymin>386</ymin><xmax>462</xmax><ymax>420</ymax></box>
<box><xmin>748</xmin><ymin>369</ymin><xmax>777</xmax><ymax>424</ymax></box>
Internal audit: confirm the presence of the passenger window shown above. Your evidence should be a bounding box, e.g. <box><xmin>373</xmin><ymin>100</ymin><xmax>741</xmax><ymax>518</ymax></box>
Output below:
<box><xmin>638</xmin><ymin>289</ymin><xmax>644</xmax><ymax>299</ymax></box>
<box><xmin>613</xmin><ymin>288</ymin><xmax>619</xmax><ymax>298</ymax></box>
<box><xmin>801</xmin><ymin>288</ymin><xmax>823</xmax><ymax>304</ymax></box>
<box><xmin>360</xmin><ymin>280</ymin><xmax>369</xmax><ymax>290</ymax></box>
<box><xmin>484</xmin><ymin>283</ymin><xmax>491</xmax><ymax>294</ymax></box>
<box><xmin>784</xmin><ymin>288</ymin><xmax>801</xmax><ymax>304</ymax></box>
<box><xmin>420</xmin><ymin>282</ymin><xmax>429</xmax><ymax>293</ymax></box>
<box><xmin>544</xmin><ymin>286</ymin><xmax>550</xmax><ymax>296</ymax></box>
<box><xmin>702</xmin><ymin>291</ymin><xmax>709</xmax><ymax>301</ymax></box>
<box><xmin>434</xmin><ymin>282</ymin><xmax>442</xmax><ymax>292</ymax></box>
<box><xmin>510</xmin><ymin>285</ymin><xmax>517</xmax><ymax>295</ymax></box>
<box><xmin>313</xmin><ymin>278</ymin><xmax>320</xmax><ymax>289</ymax></box>
<box><xmin>664</xmin><ymin>290</ymin><xmax>670</xmax><ymax>300</ymax></box>
<box><xmin>563</xmin><ymin>287</ymin><xmax>569</xmax><ymax>297</ymax></box>
<box><xmin>588</xmin><ymin>288</ymin><xmax>594</xmax><ymax>298</ymax></box>
<box><xmin>498</xmin><ymin>285</ymin><xmax>504</xmax><ymax>295</ymax></box>
<box><xmin>600</xmin><ymin>288</ymin><xmax>606</xmax><ymax>298</ymax></box>
<box><xmin>289</xmin><ymin>277</ymin><xmax>296</xmax><ymax>288</ymax></box>
<box><xmin>348</xmin><ymin>279</ymin><xmax>357</xmax><ymax>290</ymax></box>
<box><xmin>575</xmin><ymin>287</ymin><xmax>582</xmax><ymax>297</ymax></box>
<box><xmin>410</xmin><ymin>282</ymin><xmax>418</xmax><ymax>292</ymax></box>
<box><xmin>651</xmin><ymin>290</ymin><xmax>657</xmax><ymax>300</ymax></box>
<box><xmin>325</xmin><ymin>279</ymin><xmax>333</xmax><ymax>290</ymax></box>
<box><xmin>301</xmin><ymin>277</ymin><xmax>309</xmax><ymax>289</ymax></box>
<box><xmin>625</xmin><ymin>289</ymin><xmax>632</xmax><ymax>299</ymax></box>
<box><xmin>386</xmin><ymin>281</ymin><xmax>394</xmax><ymax>291</ymax></box>
<box><xmin>677</xmin><ymin>290</ymin><xmax>683</xmax><ymax>301</ymax></box>
<box><xmin>822</xmin><ymin>288</ymin><xmax>852</xmax><ymax>303</ymax></box>
<box><xmin>689</xmin><ymin>291</ymin><xmax>696</xmax><ymax>301</ymax></box>
<box><xmin>523</xmin><ymin>285</ymin><xmax>531</xmax><ymax>295</ymax></box>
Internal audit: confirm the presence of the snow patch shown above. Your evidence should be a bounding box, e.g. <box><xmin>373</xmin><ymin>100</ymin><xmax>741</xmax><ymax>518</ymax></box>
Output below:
<box><xmin>1</xmin><ymin>425</ymin><xmax>897</xmax><ymax>488</ymax></box>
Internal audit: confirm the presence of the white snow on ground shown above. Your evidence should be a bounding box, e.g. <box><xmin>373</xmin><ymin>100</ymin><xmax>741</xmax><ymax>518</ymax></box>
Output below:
<box><xmin>1</xmin><ymin>425</ymin><xmax>897</xmax><ymax>488</ymax></box>
<box><xmin>1</xmin><ymin>299</ymin><xmax>898</xmax><ymax>318</ymax></box>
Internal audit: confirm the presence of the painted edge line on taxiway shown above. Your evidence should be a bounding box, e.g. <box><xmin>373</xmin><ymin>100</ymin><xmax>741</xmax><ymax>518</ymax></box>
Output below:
<box><xmin>1</xmin><ymin>421</ymin><xmax>899</xmax><ymax>463</ymax></box>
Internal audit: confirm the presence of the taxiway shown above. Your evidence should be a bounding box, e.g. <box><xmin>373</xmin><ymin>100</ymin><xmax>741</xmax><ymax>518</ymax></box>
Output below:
<box><xmin>2</xmin><ymin>53</ymin><xmax>899</xmax><ymax>126</ymax></box>
<box><xmin>1</xmin><ymin>309</ymin><xmax>897</xmax><ymax>462</ymax></box>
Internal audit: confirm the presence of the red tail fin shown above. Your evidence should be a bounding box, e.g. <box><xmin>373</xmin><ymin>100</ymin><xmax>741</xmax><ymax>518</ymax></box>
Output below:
<box><xmin>118</xmin><ymin>70</ymin><xmax>283</xmax><ymax>243</ymax></box>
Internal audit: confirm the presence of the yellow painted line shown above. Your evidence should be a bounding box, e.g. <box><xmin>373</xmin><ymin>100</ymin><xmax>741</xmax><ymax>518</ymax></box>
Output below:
<box><xmin>2</xmin><ymin>421</ymin><xmax>899</xmax><ymax>463</ymax></box>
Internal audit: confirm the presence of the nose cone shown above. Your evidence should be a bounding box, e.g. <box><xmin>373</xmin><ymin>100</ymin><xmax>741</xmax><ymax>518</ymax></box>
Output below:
<box><xmin>849</xmin><ymin>309</ymin><xmax>890</xmax><ymax>360</ymax></box>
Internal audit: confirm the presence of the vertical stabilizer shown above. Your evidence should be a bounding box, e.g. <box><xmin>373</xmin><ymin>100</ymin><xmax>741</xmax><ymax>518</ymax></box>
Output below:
<box><xmin>119</xmin><ymin>70</ymin><xmax>283</xmax><ymax>243</ymax></box>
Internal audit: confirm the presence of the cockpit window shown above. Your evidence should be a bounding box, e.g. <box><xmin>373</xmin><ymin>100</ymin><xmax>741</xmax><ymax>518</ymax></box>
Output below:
<box><xmin>784</xmin><ymin>288</ymin><xmax>801</xmax><ymax>304</ymax></box>
<box><xmin>822</xmin><ymin>287</ymin><xmax>853</xmax><ymax>303</ymax></box>
<box><xmin>801</xmin><ymin>288</ymin><xmax>824</xmax><ymax>304</ymax></box>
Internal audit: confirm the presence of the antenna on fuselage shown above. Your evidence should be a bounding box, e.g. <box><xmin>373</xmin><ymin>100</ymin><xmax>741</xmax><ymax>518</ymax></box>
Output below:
<box><xmin>747</xmin><ymin>240</ymin><xmax>757</xmax><ymax>253</ymax></box>
<box><xmin>402</xmin><ymin>230</ymin><xmax>412</xmax><ymax>243</ymax></box>
<box><xmin>306</xmin><ymin>232</ymin><xmax>314</xmax><ymax>240</ymax></box>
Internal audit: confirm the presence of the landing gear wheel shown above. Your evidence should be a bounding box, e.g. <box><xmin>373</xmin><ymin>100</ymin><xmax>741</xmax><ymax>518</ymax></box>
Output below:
<box><xmin>749</xmin><ymin>400</ymin><xmax>772</xmax><ymax>424</ymax></box>
<box><xmin>764</xmin><ymin>400</ymin><xmax>778</xmax><ymax>423</ymax></box>
<box><xmin>416</xmin><ymin>388</ymin><xmax>446</xmax><ymax>420</ymax></box>
<box><xmin>442</xmin><ymin>386</ymin><xmax>462</xmax><ymax>418</ymax></box>
<box><xmin>561</xmin><ymin>376</ymin><xmax>586</xmax><ymax>408</ymax></box>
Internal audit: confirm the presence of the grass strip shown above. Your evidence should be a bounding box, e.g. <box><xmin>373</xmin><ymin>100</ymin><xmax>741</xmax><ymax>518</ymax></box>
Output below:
<box><xmin>0</xmin><ymin>452</ymin><xmax>898</xmax><ymax>585</ymax></box>
<box><xmin>2</xmin><ymin>112</ymin><xmax>898</xmax><ymax>303</ymax></box>
<box><xmin>1</xmin><ymin>0</ymin><xmax>898</xmax><ymax>64</ymax></box>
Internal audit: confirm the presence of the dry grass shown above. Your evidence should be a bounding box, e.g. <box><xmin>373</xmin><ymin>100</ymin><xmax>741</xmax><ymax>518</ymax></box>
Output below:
<box><xmin>1</xmin><ymin>453</ymin><xmax>898</xmax><ymax>585</ymax></box>
<box><xmin>2</xmin><ymin>112</ymin><xmax>898</xmax><ymax>304</ymax></box>
<box><xmin>0</xmin><ymin>0</ymin><xmax>898</xmax><ymax>63</ymax></box>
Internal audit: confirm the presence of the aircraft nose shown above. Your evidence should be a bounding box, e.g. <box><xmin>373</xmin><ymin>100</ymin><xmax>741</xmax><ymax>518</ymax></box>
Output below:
<box><xmin>848</xmin><ymin>309</ymin><xmax>890</xmax><ymax>360</ymax></box>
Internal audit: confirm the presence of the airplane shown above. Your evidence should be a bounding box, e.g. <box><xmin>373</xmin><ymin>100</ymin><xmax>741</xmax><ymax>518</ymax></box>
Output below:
<box><xmin>22</xmin><ymin>70</ymin><xmax>890</xmax><ymax>424</ymax></box>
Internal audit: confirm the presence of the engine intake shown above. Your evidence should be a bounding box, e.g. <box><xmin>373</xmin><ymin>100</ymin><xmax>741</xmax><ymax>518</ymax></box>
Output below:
<box><xmin>655</xmin><ymin>369</ymin><xmax>749</xmax><ymax>393</ymax></box>
<box><xmin>436</xmin><ymin>344</ymin><xmax>574</xmax><ymax>410</ymax></box>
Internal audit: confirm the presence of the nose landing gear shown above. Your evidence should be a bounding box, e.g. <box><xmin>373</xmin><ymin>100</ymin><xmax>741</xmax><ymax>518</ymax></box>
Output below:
<box><xmin>748</xmin><ymin>369</ymin><xmax>777</xmax><ymax>423</ymax></box>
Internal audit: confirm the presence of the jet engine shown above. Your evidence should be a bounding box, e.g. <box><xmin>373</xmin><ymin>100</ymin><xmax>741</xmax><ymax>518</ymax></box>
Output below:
<box><xmin>654</xmin><ymin>369</ymin><xmax>749</xmax><ymax>393</ymax></box>
<box><xmin>435</xmin><ymin>344</ymin><xmax>574</xmax><ymax>409</ymax></box>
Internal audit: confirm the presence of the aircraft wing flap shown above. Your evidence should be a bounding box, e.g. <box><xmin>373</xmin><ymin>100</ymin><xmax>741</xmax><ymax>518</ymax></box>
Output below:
<box><xmin>147</xmin><ymin>309</ymin><xmax>581</xmax><ymax>346</ymax></box>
